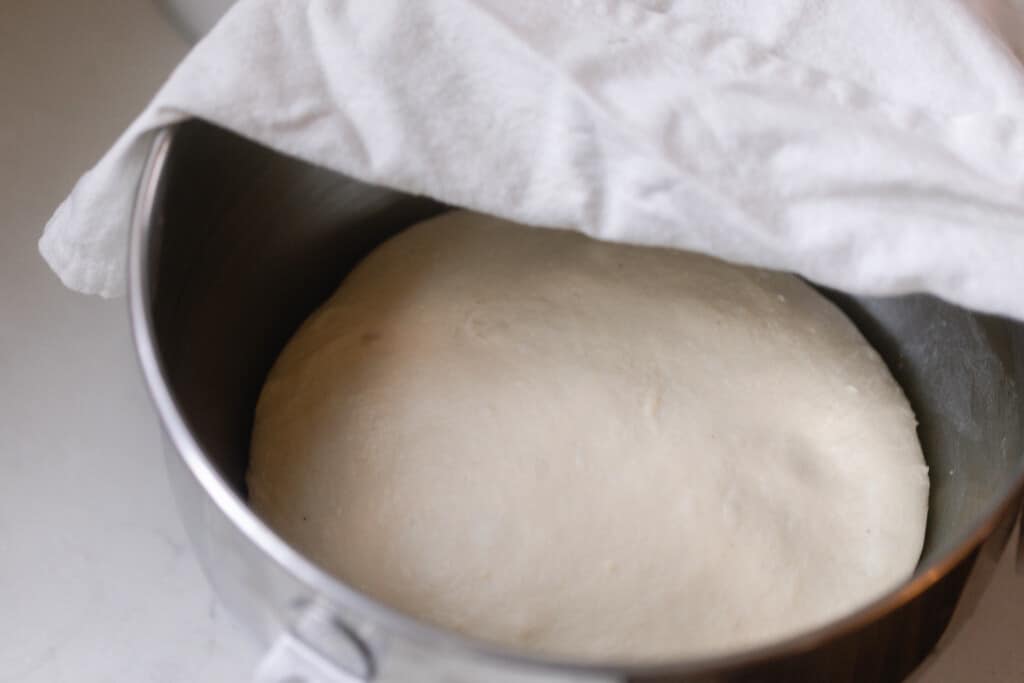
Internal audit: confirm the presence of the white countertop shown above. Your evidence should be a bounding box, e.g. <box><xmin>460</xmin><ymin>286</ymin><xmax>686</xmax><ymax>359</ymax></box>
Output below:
<box><xmin>1</xmin><ymin>1</ymin><xmax>1023</xmax><ymax>681</ymax></box>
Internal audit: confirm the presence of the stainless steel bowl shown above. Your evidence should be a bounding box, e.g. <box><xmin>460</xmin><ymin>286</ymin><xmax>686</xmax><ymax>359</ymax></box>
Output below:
<box><xmin>129</xmin><ymin>120</ymin><xmax>1024</xmax><ymax>682</ymax></box>
<box><xmin>154</xmin><ymin>0</ymin><xmax>233</xmax><ymax>42</ymax></box>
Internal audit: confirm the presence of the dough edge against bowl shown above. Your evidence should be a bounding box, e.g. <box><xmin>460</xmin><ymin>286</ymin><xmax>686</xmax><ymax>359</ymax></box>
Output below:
<box><xmin>247</xmin><ymin>209</ymin><xmax>929</xmax><ymax>662</ymax></box>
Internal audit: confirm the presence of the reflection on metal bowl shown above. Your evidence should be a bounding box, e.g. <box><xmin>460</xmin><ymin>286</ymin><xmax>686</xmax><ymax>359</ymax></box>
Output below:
<box><xmin>154</xmin><ymin>0</ymin><xmax>233</xmax><ymax>42</ymax></box>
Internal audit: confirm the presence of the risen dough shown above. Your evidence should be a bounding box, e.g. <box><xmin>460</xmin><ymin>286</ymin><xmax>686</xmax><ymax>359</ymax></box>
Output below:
<box><xmin>248</xmin><ymin>210</ymin><xmax>928</xmax><ymax>661</ymax></box>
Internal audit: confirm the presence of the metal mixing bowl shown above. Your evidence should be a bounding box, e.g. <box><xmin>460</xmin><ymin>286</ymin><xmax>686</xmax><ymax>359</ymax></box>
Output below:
<box><xmin>129</xmin><ymin>120</ymin><xmax>1024</xmax><ymax>682</ymax></box>
<box><xmin>154</xmin><ymin>0</ymin><xmax>232</xmax><ymax>42</ymax></box>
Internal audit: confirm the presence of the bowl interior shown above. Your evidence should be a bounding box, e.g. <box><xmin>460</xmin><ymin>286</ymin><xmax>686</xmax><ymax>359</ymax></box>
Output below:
<box><xmin>145</xmin><ymin>120</ymin><xmax>1024</xmax><ymax>586</ymax></box>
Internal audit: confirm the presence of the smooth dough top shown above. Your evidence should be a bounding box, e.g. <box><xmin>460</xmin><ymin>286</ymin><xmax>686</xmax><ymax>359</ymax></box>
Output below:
<box><xmin>248</xmin><ymin>210</ymin><xmax>928</xmax><ymax>662</ymax></box>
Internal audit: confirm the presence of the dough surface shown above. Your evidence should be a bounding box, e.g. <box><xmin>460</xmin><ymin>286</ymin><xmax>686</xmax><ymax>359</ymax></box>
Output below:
<box><xmin>249</xmin><ymin>210</ymin><xmax>928</xmax><ymax>661</ymax></box>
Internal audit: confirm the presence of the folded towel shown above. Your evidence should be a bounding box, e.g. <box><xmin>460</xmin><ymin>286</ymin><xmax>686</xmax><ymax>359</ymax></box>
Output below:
<box><xmin>40</xmin><ymin>0</ymin><xmax>1024</xmax><ymax>320</ymax></box>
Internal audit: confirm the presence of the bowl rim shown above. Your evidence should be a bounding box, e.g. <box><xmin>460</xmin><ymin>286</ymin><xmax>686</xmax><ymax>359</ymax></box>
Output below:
<box><xmin>128</xmin><ymin>120</ymin><xmax>1024</xmax><ymax>679</ymax></box>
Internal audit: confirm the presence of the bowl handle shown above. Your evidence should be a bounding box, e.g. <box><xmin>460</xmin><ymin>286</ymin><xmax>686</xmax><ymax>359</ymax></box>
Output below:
<box><xmin>253</xmin><ymin>602</ymin><xmax>372</xmax><ymax>683</ymax></box>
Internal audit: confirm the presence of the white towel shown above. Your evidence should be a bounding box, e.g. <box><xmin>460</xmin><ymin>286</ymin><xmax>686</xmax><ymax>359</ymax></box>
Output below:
<box><xmin>40</xmin><ymin>0</ymin><xmax>1024</xmax><ymax>320</ymax></box>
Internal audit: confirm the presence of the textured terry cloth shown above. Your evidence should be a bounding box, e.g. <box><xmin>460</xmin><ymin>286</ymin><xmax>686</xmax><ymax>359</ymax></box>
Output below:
<box><xmin>41</xmin><ymin>0</ymin><xmax>1024</xmax><ymax>320</ymax></box>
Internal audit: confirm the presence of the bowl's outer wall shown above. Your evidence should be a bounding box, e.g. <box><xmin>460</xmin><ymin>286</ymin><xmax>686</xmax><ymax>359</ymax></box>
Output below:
<box><xmin>136</xmin><ymin>120</ymin><xmax>1024</xmax><ymax>682</ymax></box>
<box><xmin>154</xmin><ymin>0</ymin><xmax>233</xmax><ymax>42</ymax></box>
